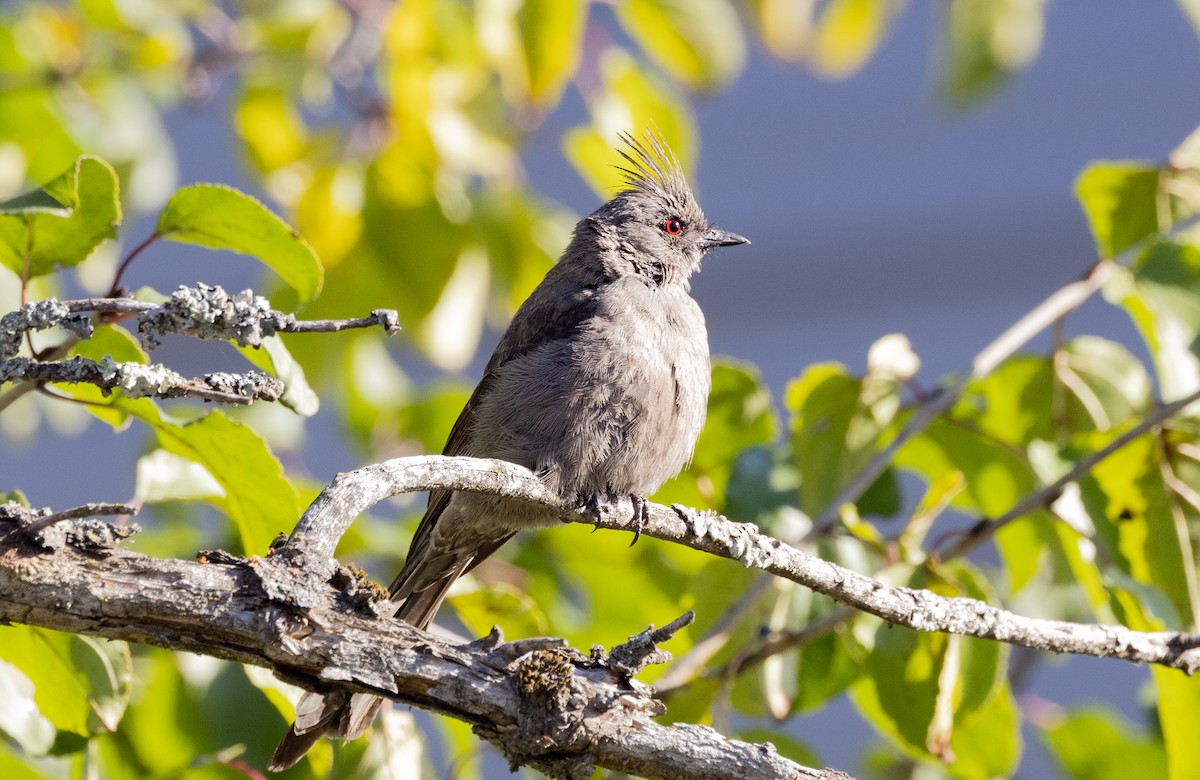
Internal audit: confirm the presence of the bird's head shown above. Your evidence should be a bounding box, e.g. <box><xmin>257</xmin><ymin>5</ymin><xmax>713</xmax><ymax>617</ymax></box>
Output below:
<box><xmin>569</xmin><ymin>131</ymin><xmax>749</xmax><ymax>288</ymax></box>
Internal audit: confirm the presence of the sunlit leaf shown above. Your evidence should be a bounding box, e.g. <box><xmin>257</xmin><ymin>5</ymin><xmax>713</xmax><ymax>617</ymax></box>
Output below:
<box><xmin>516</xmin><ymin>0</ymin><xmax>587</xmax><ymax>104</ymax></box>
<box><xmin>0</xmin><ymin>155</ymin><xmax>120</xmax><ymax>277</ymax></box>
<box><xmin>103</xmin><ymin>650</ymin><xmax>216</xmax><ymax>776</ymax></box>
<box><xmin>1055</xmin><ymin>336</ymin><xmax>1151</xmax><ymax>430</ymax></box>
<box><xmin>1075</xmin><ymin>162</ymin><xmax>1162</xmax><ymax>257</ymax></box>
<box><xmin>237</xmin><ymin>335</ymin><xmax>320</xmax><ymax>416</ymax></box>
<box><xmin>0</xmin><ymin>747</ymin><xmax>45</xmax><ymax>780</ymax></box>
<box><xmin>295</xmin><ymin>164</ymin><xmax>364</xmax><ymax>270</ymax></box>
<box><xmin>939</xmin><ymin>0</ymin><xmax>1046</xmax><ymax>106</ymax></box>
<box><xmin>146</xmin><ymin>410</ymin><xmax>300</xmax><ymax>555</ymax></box>
<box><xmin>1042</xmin><ymin>708</ymin><xmax>1167</xmax><ymax>779</ymax></box>
<box><xmin>395</xmin><ymin>381</ymin><xmax>471</xmax><ymax>454</ymax></box>
<box><xmin>813</xmin><ymin>0</ymin><xmax>894</xmax><ymax>79</ymax></box>
<box><xmin>1080</xmin><ymin>432</ymin><xmax>1196</xmax><ymax>627</ymax></box>
<box><xmin>0</xmin><ymin>626</ymin><xmax>131</xmax><ymax>738</ymax></box>
<box><xmin>749</xmin><ymin>0</ymin><xmax>816</xmax><ymax>60</ymax></box>
<box><xmin>0</xmin><ymin>659</ymin><xmax>55</xmax><ymax>755</ymax></box>
<box><xmin>849</xmin><ymin>563</ymin><xmax>1017</xmax><ymax>777</ymax></box>
<box><xmin>156</xmin><ymin>184</ymin><xmax>323</xmax><ymax>301</ymax></box>
<box><xmin>616</xmin><ymin>0</ymin><xmax>745</xmax><ymax>89</ymax></box>
<box><xmin>1119</xmin><ymin>241</ymin><xmax>1200</xmax><ymax>400</ymax></box>
<box><xmin>234</xmin><ymin>87</ymin><xmax>307</xmax><ymax>174</ymax></box>
<box><xmin>1152</xmin><ymin>666</ymin><xmax>1200</xmax><ymax>780</ymax></box>
<box><xmin>786</xmin><ymin>362</ymin><xmax>901</xmax><ymax>519</ymax></box>
<box><xmin>135</xmin><ymin>449</ymin><xmax>224</xmax><ymax>504</ymax></box>
<box><xmin>448</xmin><ymin>581</ymin><xmax>550</xmax><ymax>640</ymax></box>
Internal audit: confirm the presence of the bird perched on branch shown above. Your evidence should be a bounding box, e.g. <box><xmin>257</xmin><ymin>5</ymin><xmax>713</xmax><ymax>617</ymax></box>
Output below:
<box><xmin>270</xmin><ymin>130</ymin><xmax>749</xmax><ymax>771</ymax></box>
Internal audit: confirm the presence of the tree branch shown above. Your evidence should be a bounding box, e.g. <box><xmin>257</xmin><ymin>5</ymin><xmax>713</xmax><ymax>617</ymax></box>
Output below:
<box><xmin>0</xmin><ymin>500</ymin><xmax>844</xmax><ymax>780</ymax></box>
<box><xmin>286</xmin><ymin>455</ymin><xmax>1200</xmax><ymax>673</ymax></box>
<box><xmin>0</xmin><ymin>355</ymin><xmax>283</xmax><ymax>404</ymax></box>
<box><xmin>0</xmin><ymin>286</ymin><xmax>399</xmax><ymax>411</ymax></box>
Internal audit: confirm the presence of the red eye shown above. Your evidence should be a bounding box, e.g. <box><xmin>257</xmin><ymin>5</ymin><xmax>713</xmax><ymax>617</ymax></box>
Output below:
<box><xmin>663</xmin><ymin>218</ymin><xmax>683</xmax><ymax>236</ymax></box>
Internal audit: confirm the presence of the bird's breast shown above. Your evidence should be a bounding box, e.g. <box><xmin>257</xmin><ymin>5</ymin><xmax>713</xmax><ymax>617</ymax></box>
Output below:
<box><xmin>568</xmin><ymin>281</ymin><xmax>711</xmax><ymax>496</ymax></box>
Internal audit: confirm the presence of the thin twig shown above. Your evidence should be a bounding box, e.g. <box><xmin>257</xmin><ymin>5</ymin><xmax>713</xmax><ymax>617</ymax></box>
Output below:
<box><xmin>108</xmin><ymin>232</ymin><xmax>162</xmax><ymax>296</ymax></box>
<box><xmin>654</xmin><ymin>573</ymin><xmax>773</xmax><ymax>691</ymax></box>
<box><xmin>280</xmin><ymin>309</ymin><xmax>401</xmax><ymax>335</ymax></box>
<box><xmin>20</xmin><ymin>502</ymin><xmax>139</xmax><ymax>534</ymax></box>
<box><xmin>0</xmin><ymin>356</ymin><xmax>283</xmax><ymax>405</ymax></box>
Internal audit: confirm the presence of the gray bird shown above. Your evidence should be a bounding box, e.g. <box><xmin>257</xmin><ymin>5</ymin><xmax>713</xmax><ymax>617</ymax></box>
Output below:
<box><xmin>269</xmin><ymin>131</ymin><xmax>748</xmax><ymax>771</ymax></box>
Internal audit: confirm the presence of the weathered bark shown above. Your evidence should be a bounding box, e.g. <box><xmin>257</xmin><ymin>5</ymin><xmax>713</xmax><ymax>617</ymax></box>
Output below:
<box><xmin>0</xmin><ymin>505</ymin><xmax>843</xmax><ymax>780</ymax></box>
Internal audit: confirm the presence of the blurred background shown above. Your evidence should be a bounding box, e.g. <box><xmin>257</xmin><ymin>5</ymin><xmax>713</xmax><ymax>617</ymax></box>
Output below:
<box><xmin>2</xmin><ymin>1</ymin><xmax>1198</xmax><ymax>777</ymax></box>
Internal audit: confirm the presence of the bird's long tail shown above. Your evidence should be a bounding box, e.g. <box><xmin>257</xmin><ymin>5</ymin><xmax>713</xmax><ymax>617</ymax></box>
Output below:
<box><xmin>267</xmin><ymin>561</ymin><xmax>460</xmax><ymax>771</ymax></box>
<box><xmin>268</xmin><ymin>525</ymin><xmax>514</xmax><ymax>772</ymax></box>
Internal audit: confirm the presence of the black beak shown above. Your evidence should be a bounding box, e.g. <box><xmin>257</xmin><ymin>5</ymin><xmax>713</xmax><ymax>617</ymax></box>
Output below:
<box><xmin>701</xmin><ymin>227</ymin><xmax>750</xmax><ymax>250</ymax></box>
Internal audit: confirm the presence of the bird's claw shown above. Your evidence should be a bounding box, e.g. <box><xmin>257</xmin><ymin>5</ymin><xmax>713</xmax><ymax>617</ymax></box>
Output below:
<box><xmin>579</xmin><ymin>494</ymin><xmax>605</xmax><ymax>532</ymax></box>
<box><xmin>629</xmin><ymin>494</ymin><xmax>648</xmax><ymax>547</ymax></box>
<box><xmin>578</xmin><ymin>492</ymin><xmax>648</xmax><ymax>544</ymax></box>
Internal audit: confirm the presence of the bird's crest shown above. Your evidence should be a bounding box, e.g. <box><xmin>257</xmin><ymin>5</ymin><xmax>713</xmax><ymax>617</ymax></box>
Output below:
<box><xmin>613</xmin><ymin>130</ymin><xmax>691</xmax><ymax>203</ymax></box>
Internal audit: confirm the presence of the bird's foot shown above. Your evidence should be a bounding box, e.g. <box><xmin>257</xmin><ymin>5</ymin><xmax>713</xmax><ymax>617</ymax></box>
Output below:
<box><xmin>628</xmin><ymin>494</ymin><xmax>648</xmax><ymax>547</ymax></box>
<box><xmin>579</xmin><ymin>493</ymin><xmax>606</xmax><ymax>532</ymax></box>
<box><xmin>576</xmin><ymin>492</ymin><xmax>649</xmax><ymax>545</ymax></box>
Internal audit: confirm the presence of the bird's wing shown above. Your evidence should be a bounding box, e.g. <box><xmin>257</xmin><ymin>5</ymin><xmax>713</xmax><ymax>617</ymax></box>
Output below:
<box><xmin>387</xmin><ymin>274</ymin><xmax>601</xmax><ymax>600</ymax></box>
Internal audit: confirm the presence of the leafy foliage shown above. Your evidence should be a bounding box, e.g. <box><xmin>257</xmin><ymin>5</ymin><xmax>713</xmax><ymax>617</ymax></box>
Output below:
<box><xmin>1</xmin><ymin>2</ymin><xmax>1199</xmax><ymax>779</ymax></box>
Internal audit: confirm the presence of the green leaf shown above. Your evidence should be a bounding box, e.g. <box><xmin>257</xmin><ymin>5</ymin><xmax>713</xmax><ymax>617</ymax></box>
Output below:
<box><xmin>849</xmin><ymin>563</ymin><xmax>1018</xmax><ymax>778</ymax></box>
<box><xmin>0</xmin><ymin>626</ymin><xmax>131</xmax><ymax>739</ymax></box>
<box><xmin>897</xmin><ymin>414</ymin><xmax>1050</xmax><ymax>590</ymax></box>
<box><xmin>237</xmin><ymin>335</ymin><xmax>320</xmax><ymax>416</ymax></box>
<box><xmin>233</xmin><ymin>87</ymin><xmax>308</xmax><ymax>174</ymax></box>
<box><xmin>1042</xmin><ymin>708</ymin><xmax>1167</xmax><ymax>779</ymax></box>
<box><xmin>1055</xmin><ymin>336</ymin><xmax>1151</xmax><ymax>430</ymax></box>
<box><xmin>616</xmin><ymin>0</ymin><xmax>745</xmax><ymax>89</ymax></box>
<box><xmin>155</xmin><ymin>184</ymin><xmax>323</xmax><ymax>301</ymax></box>
<box><xmin>959</xmin><ymin>338</ymin><xmax>1149</xmax><ymax>449</ymax></box>
<box><xmin>448</xmin><ymin>581</ymin><xmax>549</xmax><ymax>640</ymax></box>
<box><xmin>1081</xmin><ymin>432</ymin><xmax>1196</xmax><ymax>627</ymax></box>
<box><xmin>942</xmin><ymin>678</ymin><xmax>1020</xmax><ymax>779</ymax></box>
<box><xmin>102</xmin><ymin>649</ymin><xmax>215</xmax><ymax>776</ymax></box>
<box><xmin>135</xmin><ymin>449</ymin><xmax>225</xmax><ymax>504</ymax></box>
<box><xmin>896</xmin><ymin>416</ymin><xmax>1038</xmax><ymax>519</ymax></box>
<box><xmin>736</xmin><ymin>583</ymin><xmax>862</xmax><ymax>716</ymax></box>
<box><xmin>786</xmin><ymin>362</ymin><xmax>900</xmax><ymax>519</ymax></box>
<box><xmin>1152</xmin><ymin>666</ymin><xmax>1200</xmax><ymax>780</ymax></box>
<box><xmin>0</xmin><ymin>747</ymin><xmax>47</xmax><ymax>780</ymax></box>
<box><xmin>0</xmin><ymin>155</ymin><xmax>121</xmax><ymax>277</ymax></box>
<box><xmin>1075</xmin><ymin>162</ymin><xmax>1161</xmax><ymax>257</ymax></box>
<box><xmin>1120</xmin><ymin>240</ymin><xmax>1200</xmax><ymax>400</ymax></box>
<box><xmin>516</xmin><ymin>521</ymin><xmax>711</xmax><ymax>660</ymax></box>
<box><xmin>938</xmin><ymin>0</ymin><xmax>1046</xmax><ymax>107</ymax></box>
<box><xmin>0</xmin><ymin>659</ymin><xmax>55</xmax><ymax>755</ymax></box>
<box><xmin>150</xmin><ymin>411</ymin><xmax>300</xmax><ymax>555</ymax></box>
<box><xmin>356</xmin><ymin>172</ymin><xmax>479</xmax><ymax>370</ymax></box>
<box><xmin>516</xmin><ymin>0</ymin><xmax>587</xmax><ymax>104</ymax></box>
<box><xmin>395</xmin><ymin>381</ymin><xmax>472</xmax><ymax>454</ymax></box>
<box><xmin>812</xmin><ymin>0</ymin><xmax>894</xmax><ymax>78</ymax></box>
